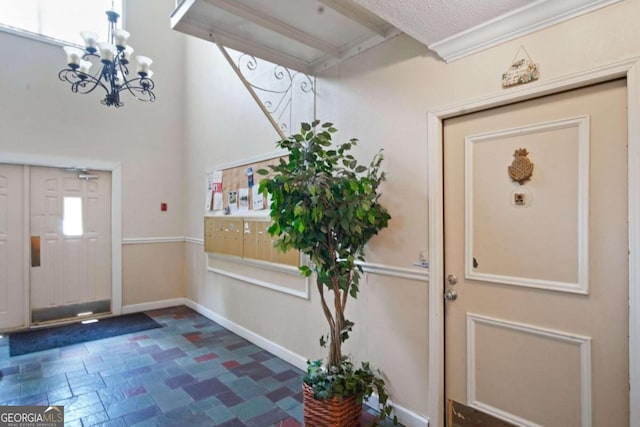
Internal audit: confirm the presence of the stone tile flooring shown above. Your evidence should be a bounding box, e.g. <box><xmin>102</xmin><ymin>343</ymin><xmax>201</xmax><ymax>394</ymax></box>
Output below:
<box><xmin>0</xmin><ymin>306</ymin><xmax>394</xmax><ymax>426</ymax></box>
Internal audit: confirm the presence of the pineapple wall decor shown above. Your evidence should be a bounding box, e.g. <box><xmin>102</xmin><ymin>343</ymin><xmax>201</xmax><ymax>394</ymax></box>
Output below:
<box><xmin>508</xmin><ymin>148</ymin><xmax>534</xmax><ymax>185</ymax></box>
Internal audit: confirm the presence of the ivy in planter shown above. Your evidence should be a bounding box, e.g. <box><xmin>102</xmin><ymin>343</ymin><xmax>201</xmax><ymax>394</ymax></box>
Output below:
<box><xmin>305</xmin><ymin>358</ymin><xmax>398</xmax><ymax>425</ymax></box>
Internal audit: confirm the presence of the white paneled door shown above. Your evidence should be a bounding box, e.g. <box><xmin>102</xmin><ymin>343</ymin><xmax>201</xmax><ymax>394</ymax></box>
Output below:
<box><xmin>0</xmin><ymin>164</ymin><xmax>26</xmax><ymax>330</ymax></box>
<box><xmin>443</xmin><ymin>80</ymin><xmax>628</xmax><ymax>427</ymax></box>
<box><xmin>30</xmin><ymin>166</ymin><xmax>111</xmax><ymax>323</ymax></box>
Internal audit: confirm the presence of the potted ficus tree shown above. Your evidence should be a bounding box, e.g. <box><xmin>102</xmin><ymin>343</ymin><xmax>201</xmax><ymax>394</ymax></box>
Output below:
<box><xmin>258</xmin><ymin>120</ymin><xmax>396</xmax><ymax>426</ymax></box>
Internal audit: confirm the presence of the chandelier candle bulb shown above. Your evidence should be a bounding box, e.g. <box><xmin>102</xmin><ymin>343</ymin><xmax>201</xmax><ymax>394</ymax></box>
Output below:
<box><xmin>63</xmin><ymin>46</ymin><xmax>84</xmax><ymax>68</ymax></box>
<box><xmin>78</xmin><ymin>60</ymin><xmax>92</xmax><ymax>74</ymax></box>
<box><xmin>115</xmin><ymin>71</ymin><xmax>124</xmax><ymax>86</ymax></box>
<box><xmin>122</xmin><ymin>46</ymin><xmax>134</xmax><ymax>63</ymax></box>
<box><xmin>80</xmin><ymin>31</ymin><xmax>99</xmax><ymax>53</ymax></box>
<box><xmin>98</xmin><ymin>43</ymin><xmax>116</xmax><ymax>63</ymax></box>
<box><xmin>114</xmin><ymin>29</ymin><xmax>130</xmax><ymax>48</ymax></box>
<box><xmin>135</xmin><ymin>56</ymin><xmax>152</xmax><ymax>76</ymax></box>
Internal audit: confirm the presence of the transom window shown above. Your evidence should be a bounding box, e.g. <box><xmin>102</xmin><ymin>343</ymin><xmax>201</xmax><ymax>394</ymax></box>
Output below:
<box><xmin>0</xmin><ymin>0</ymin><xmax>123</xmax><ymax>46</ymax></box>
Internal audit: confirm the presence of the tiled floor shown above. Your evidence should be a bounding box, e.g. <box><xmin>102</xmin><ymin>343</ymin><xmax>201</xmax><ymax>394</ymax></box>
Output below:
<box><xmin>0</xmin><ymin>306</ymin><xmax>394</xmax><ymax>426</ymax></box>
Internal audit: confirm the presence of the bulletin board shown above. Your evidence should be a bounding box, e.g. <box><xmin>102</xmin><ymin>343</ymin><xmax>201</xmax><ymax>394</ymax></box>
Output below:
<box><xmin>206</xmin><ymin>155</ymin><xmax>285</xmax><ymax>213</ymax></box>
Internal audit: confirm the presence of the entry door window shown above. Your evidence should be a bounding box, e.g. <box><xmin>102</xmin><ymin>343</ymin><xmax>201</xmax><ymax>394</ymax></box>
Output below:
<box><xmin>63</xmin><ymin>196</ymin><xmax>83</xmax><ymax>236</ymax></box>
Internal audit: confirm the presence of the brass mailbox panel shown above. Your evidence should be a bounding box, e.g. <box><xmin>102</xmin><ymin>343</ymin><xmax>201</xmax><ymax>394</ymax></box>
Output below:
<box><xmin>242</xmin><ymin>220</ymin><xmax>258</xmax><ymax>260</ymax></box>
<box><xmin>256</xmin><ymin>221</ymin><xmax>272</xmax><ymax>262</ymax></box>
<box><xmin>204</xmin><ymin>217</ymin><xmax>299</xmax><ymax>267</ymax></box>
<box><xmin>204</xmin><ymin>217</ymin><xmax>225</xmax><ymax>253</ymax></box>
<box><xmin>222</xmin><ymin>218</ymin><xmax>243</xmax><ymax>257</ymax></box>
<box><xmin>204</xmin><ymin>217</ymin><xmax>215</xmax><ymax>253</ymax></box>
<box><xmin>280</xmin><ymin>247</ymin><xmax>300</xmax><ymax>267</ymax></box>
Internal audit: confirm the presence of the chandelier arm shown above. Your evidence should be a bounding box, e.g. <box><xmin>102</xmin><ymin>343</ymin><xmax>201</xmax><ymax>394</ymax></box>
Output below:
<box><xmin>117</xmin><ymin>77</ymin><xmax>156</xmax><ymax>102</ymax></box>
<box><xmin>58</xmin><ymin>69</ymin><xmax>110</xmax><ymax>95</ymax></box>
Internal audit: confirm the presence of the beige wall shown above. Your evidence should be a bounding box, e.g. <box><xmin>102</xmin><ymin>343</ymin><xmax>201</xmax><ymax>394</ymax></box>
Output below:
<box><xmin>0</xmin><ymin>0</ymin><xmax>187</xmax><ymax>306</ymax></box>
<box><xmin>122</xmin><ymin>243</ymin><xmax>185</xmax><ymax>306</ymax></box>
<box><xmin>183</xmin><ymin>0</ymin><xmax>639</xmax><ymax>421</ymax></box>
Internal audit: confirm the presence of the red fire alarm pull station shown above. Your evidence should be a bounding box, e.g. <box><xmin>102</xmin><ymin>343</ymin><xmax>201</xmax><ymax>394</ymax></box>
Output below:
<box><xmin>161</xmin><ymin>203</ymin><xmax>167</xmax><ymax>211</ymax></box>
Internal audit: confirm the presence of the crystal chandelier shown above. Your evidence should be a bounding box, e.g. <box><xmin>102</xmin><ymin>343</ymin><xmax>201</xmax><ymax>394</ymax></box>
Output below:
<box><xmin>58</xmin><ymin>6</ymin><xmax>155</xmax><ymax>108</ymax></box>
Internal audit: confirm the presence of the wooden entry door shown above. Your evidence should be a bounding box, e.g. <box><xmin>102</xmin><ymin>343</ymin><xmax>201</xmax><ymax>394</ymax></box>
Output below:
<box><xmin>443</xmin><ymin>80</ymin><xmax>628</xmax><ymax>427</ymax></box>
<box><xmin>30</xmin><ymin>166</ymin><xmax>112</xmax><ymax>323</ymax></box>
<box><xmin>0</xmin><ymin>164</ymin><xmax>26</xmax><ymax>330</ymax></box>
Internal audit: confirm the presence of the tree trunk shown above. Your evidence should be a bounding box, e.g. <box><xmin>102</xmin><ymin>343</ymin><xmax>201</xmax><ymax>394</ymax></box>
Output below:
<box><xmin>328</xmin><ymin>287</ymin><xmax>347</xmax><ymax>368</ymax></box>
<box><xmin>328</xmin><ymin>316</ymin><xmax>343</xmax><ymax>368</ymax></box>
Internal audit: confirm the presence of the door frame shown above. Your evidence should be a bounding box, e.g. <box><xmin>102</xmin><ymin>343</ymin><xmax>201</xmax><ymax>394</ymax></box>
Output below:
<box><xmin>0</xmin><ymin>153</ymin><xmax>123</xmax><ymax>321</ymax></box>
<box><xmin>427</xmin><ymin>57</ymin><xmax>640</xmax><ymax>427</ymax></box>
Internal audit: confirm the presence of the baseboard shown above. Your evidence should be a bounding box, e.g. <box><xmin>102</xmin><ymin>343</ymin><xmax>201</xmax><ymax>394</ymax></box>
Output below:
<box><xmin>184</xmin><ymin>298</ymin><xmax>429</xmax><ymax>427</ymax></box>
<box><xmin>364</xmin><ymin>394</ymin><xmax>430</xmax><ymax>427</ymax></box>
<box><xmin>121</xmin><ymin>298</ymin><xmax>187</xmax><ymax>314</ymax></box>
<box><xmin>184</xmin><ymin>298</ymin><xmax>308</xmax><ymax>371</ymax></box>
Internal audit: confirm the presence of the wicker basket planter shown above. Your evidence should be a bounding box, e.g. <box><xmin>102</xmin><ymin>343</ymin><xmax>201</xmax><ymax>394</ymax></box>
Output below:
<box><xmin>303</xmin><ymin>383</ymin><xmax>362</xmax><ymax>427</ymax></box>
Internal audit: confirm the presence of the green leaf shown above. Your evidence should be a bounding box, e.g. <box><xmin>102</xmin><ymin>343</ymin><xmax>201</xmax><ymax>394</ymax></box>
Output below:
<box><xmin>299</xmin><ymin>265</ymin><xmax>312</xmax><ymax>277</ymax></box>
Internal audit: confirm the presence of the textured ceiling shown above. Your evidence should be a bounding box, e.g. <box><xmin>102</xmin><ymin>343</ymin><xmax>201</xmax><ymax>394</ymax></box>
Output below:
<box><xmin>351</xmin><ymin>0</ymin><xmax>534</xmax><ymax>45</ymax></box>
<box><xmin>171</xmin><ymin>0</ymin><xmax>621</xmax><ymax>71</ymax></box>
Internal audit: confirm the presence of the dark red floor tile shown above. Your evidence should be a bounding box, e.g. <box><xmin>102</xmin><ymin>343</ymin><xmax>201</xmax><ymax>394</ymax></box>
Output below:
<box><xmin>194</xmin><ymin>352</ymin><xmax>218</xmax><ymax>362</ymax></box>
<box><xmin>222</xmin><ymin>360</ymin><xmax>240</xmax><ymax>369</ymax></box>
<box><xmin>275</xmin><ymin>417</ymin><xmax>302</xmax><ymax>427</ymax></box>
<box><xmin>183</xmin><ymin>332</ymin><xmax>202</xmax><ymax>342</ymax></box>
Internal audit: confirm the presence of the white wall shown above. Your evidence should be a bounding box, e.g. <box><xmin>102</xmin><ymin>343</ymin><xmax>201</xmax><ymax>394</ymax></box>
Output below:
<box><xmin>0</xmin><ymin>0</ymin><xmax>186</xmax><ymax>305</ymax></box>
<box><xmin>182</xmin><ymin>0</ymin><xmax>640</xmax><ymax>423</ymax></box>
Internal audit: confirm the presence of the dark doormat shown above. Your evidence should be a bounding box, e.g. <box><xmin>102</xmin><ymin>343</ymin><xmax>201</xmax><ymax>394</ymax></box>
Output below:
<box><xmin>9</xmin><ymin>312</ymin><xmax>162</xmax><ymax>356</ymax></box>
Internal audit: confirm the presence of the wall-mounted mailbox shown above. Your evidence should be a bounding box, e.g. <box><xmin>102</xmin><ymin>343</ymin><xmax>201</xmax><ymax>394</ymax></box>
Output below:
<box><xmin>204</xmin><ymin>217</ymin><xmax>299</xmax><ymax>267</ymax></box>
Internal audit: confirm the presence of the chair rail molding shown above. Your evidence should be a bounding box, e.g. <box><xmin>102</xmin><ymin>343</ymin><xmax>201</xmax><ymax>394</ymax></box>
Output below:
<box><xmin>122</xmin><ymin>237</ymin><xmax>186</xmax><ymax>245</ymax></box>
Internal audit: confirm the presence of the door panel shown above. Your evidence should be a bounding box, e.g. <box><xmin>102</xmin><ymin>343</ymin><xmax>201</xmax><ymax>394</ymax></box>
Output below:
<box><xmin>30</xmin><ymin>167</ymin><xmax>112</xmax><ymax>323</ymax></box>
<box><xmin>0</xmin><ymin>164</ymin><xmax>25</xmax><ymax>330</ymax></box>
<box><xmin>444</xmin><ymin>80</ymin><xmax>628</xmax><ymax>427</ymax></box>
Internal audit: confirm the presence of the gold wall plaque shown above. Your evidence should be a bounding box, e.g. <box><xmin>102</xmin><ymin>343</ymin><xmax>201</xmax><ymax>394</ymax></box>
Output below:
<box><xmin>508</xmin><ymin>148</ymin><xmax>534</xmax><ymax>185</ymax></box>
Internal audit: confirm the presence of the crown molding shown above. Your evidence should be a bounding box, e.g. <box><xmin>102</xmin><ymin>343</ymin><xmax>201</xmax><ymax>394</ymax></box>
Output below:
<box><xmin>428</xmin><ymin>0</ymin><xmax>622</xmax><ymax>63</ymax></box>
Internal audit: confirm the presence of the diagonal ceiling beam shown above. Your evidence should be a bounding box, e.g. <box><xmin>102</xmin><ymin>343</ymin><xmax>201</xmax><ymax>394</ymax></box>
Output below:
<box><xmin>216</xmin><ymin>42</ymin><xmax>287</xmax><ymax>139</ymax></box>
<box><xmin>203</xmin><ymin>0</ymin><xmax>342</xmax><ymax>58</ymax></box>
